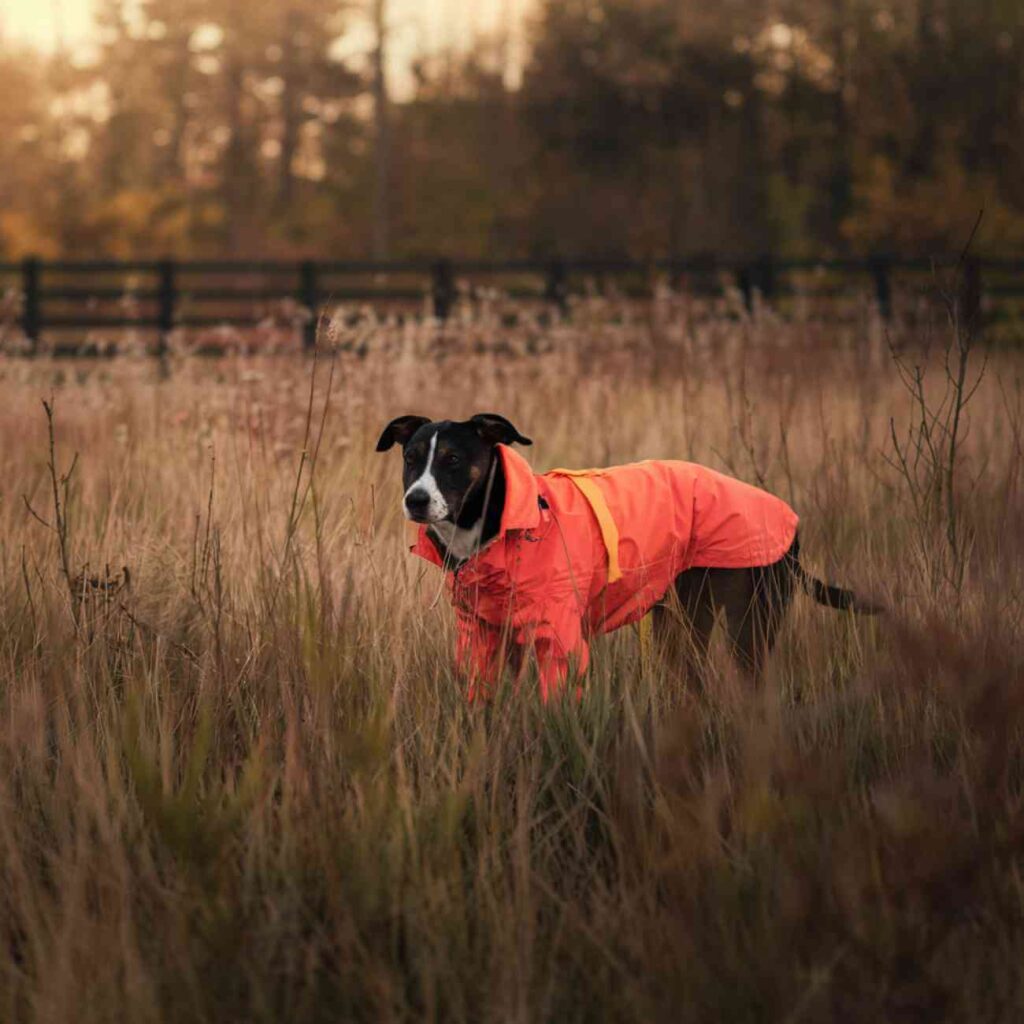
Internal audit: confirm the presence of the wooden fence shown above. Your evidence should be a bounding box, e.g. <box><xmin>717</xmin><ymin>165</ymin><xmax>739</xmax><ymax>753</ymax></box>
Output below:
<box><xmin>2</xmin><ymin>255</ymin><xmax>1022</xmax><ymax>353</ymax></box>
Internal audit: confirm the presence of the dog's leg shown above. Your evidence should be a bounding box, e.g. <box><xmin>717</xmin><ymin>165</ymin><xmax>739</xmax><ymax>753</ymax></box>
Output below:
<box><xmin>720</xmin><ymin>560</ymin><xmax>793</xmax><ymax>682</ymax></box>
<box><xmin>653</xmin><ymin>569</ymin><xmax>716</xmax><ymax>691</ymax></box>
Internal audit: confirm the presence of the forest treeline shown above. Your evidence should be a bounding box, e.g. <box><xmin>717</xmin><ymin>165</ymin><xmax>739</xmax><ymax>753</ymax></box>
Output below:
<box><xmin>0</xmin><ymin>0</ymin><xmax>1022</xmax><ymax>260</ymax></box>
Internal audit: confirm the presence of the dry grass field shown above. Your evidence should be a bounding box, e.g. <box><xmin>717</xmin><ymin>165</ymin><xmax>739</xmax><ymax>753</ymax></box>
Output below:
<box><xmin>1</xmin><ymin>293</ymin><xmax>1023</xmax><ymax>1022</ymax></box>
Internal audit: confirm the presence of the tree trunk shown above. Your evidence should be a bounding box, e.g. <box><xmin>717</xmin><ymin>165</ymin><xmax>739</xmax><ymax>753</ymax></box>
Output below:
<box><xmin>908</xmin><ymin>0</ymin><xmax>939</xmax><ymax>178</ymax></box>
<box><xmin>279</xmin><ymin>8</ymin><xmax>299</xmax><ymax>211</ymax></box>
<box><xmin>829</xmin><ymin>0</ymin><xmax>853</xmax><ymax>247</ymax></box>
<box><xmin>166</xmin><ymin>28</ymin><xmax>191</xmax><ymax>180</ymax></box>
<box><xmin>372</xmin><ymin>0</ymin><xmax>390</xmax><ymax>259</ymax></box>
<box><xmin>224</xmin><ymin>52</ymin><xmax>246</xmax><ymax>252</ymax></box>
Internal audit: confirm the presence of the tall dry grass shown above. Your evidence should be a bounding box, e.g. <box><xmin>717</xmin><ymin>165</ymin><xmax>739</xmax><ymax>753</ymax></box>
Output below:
<box><xmin>1</xmin><ymin>294</ymin><xmax>1023</xmax><ymax>1022</ymax></box>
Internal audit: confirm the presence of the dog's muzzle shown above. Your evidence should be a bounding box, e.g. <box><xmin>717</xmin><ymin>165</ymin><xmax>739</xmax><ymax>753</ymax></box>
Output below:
<box><xmin>403</xmin><ymin>487</ymin><xmax>447</xmax><ymax>523</ymax></box>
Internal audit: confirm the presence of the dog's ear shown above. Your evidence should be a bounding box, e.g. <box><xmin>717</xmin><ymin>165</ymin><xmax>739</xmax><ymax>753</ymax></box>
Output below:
<box><xmin>468</xmin><ymin>413</ymin><xmax>532</xmax><ymax>447</ymax></box>
<box><xmin>375</xmin><ymin>415</ymin><xmax>431</xmax><ymax>452</ymax></box>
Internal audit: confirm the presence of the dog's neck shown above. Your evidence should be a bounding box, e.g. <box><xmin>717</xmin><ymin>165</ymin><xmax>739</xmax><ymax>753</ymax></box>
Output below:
<box><xmin>428</xmin><ymin>449</ymin><xmax>506</xmax><ymax>566</ymax></box>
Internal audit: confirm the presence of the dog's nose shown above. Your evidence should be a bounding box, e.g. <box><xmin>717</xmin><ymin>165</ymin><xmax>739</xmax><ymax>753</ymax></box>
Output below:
<box><xmin>404</xmin><ymin>489</ymin><xmax>431</xmax><ymax>516</ymax></box>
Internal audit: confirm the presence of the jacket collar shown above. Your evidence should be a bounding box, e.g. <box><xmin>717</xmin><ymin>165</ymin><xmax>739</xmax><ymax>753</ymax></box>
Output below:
<box><xmin>496</xmin><ymin>444</ymin><xmax>540</xmax><ymax>535</ymax></box>
<box><xmin>409</xmin><ymin>444</ymin><xmax>540</xmax><ymax>566</ymax></box>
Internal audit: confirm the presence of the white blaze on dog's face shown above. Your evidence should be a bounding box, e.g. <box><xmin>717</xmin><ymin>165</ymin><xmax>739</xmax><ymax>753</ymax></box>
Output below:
<box><xmin>403</xmin><ymin>430</ymin><xmax>448</xmax><ymax>522</ymax></box>
<box><xmin>398</xmin><ymin>422</ymin><xmax>495</xmax><ymax>524</ymax></box>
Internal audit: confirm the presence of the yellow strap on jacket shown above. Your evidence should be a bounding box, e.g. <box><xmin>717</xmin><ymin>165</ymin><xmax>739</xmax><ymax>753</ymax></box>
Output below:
<box><xmin>548</xmin><ymin>469</ymin><xmax>623</xmax><ymax>584</ymax></box>
<box><xmin>552</xmin><ymin>468</ymin><xmax>651</xmax><ymax>655</ymax></box>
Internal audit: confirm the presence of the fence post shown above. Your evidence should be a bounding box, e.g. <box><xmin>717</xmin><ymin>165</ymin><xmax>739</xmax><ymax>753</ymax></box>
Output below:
<box><xmin>757</xmin><ymin>253</ymin><xmax>776</xmax><ymax>303</ymax></box>
<box><xmin>960</xmin><ymin>257</ymin><xmax>982</xmax><ymax>335</ymax></box>
<box><xmin>157</xmin><ymin>258</ymin><xmax>176</xmax><ymax>356</ymax></box>
<box><xmin>21</xmin><ymin>255</ymin><xmax>41</xmax><ymax>351</ymax></box>
<box><xmin>869</xmin><ymin>255</ymin><xmax>892</xmax><ymax>321</ymax></box>
<box><xmin>544</xmin><ymin>259</ymin><xmax>568</xmax><ymax>315</ymax></box>
<box><xmin>299</xmin><ymin>260</ymin><xmax>319</xmax><ymax>350</ymax></box>
<box><xmin>432</xmin><ymin>258</ymin><xmax>455</xmax><ymax>320</ymax></box>
<box><xmin>738</xmin><ymin>264</ymin><xmax>754</xmax><ymax>312</ymax></box>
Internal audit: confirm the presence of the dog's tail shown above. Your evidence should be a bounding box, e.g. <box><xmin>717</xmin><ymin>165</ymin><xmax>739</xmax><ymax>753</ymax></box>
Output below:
<box><xmin>787</xmin><ymin>548</ymin><xmax>885</xmax><ymax>615</ymax></box>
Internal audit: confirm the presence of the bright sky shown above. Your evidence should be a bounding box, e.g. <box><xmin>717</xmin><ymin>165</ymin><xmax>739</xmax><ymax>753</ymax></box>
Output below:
<box><xmin>0</xmin><ymin>0</ymin><xmax>528</xmax><ymax>92</ymax></box>
<box><xmin>1</xmin><ymin>0</ymin><xmax>94</xmax><ymax>50</ymax></box>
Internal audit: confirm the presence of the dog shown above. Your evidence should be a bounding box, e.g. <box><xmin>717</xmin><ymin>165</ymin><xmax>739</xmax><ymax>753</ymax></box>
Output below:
<box><xmin>377</xmin><ymin>412</ymin><xmax>881</xmax><ymax>700</ymax></box>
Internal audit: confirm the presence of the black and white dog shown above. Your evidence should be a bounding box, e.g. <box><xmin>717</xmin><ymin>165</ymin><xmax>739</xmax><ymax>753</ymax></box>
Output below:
<box><xmin>378</xmin><ymin>412</ymin><xmax>881</xmax><ymax>690</ymax></box>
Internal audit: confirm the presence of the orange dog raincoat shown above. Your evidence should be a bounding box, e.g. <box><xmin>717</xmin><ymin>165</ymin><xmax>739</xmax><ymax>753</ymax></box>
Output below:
<box><xmin>411</xmin><ymin>445</ymin><xmax>799</xmax><ymax>701</ymax></box>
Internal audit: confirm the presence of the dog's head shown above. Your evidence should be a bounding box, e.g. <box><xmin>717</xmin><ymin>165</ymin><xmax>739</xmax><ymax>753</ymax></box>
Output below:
<box><xmin>375</xmin><ymin>413</ymin><xmax>532</xmax><ymax>524</ymax></box>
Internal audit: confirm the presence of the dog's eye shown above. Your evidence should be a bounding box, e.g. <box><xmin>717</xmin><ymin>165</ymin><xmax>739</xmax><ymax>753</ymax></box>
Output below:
<box><xmin>403</xmin><ymin>450</ymin><xmax>416</xmax><ymax>465</ymax></box>
<box><xmin>443</xmin><ymin>454</ymin><xmax>460</xmax><ymax>467</ymax></box>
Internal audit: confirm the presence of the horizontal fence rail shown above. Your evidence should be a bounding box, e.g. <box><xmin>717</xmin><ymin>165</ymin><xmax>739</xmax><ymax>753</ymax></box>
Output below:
<box><xmin>1</xmin><ymin>254</ymin><xmax>1022</xmax><ymax>354</ymax></box>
